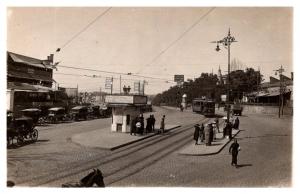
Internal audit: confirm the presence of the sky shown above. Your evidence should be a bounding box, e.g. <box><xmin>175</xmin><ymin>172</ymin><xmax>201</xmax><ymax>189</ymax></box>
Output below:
<box><xmin>7</xmin><ymin>7</ymin><xmax>293</xmax><ymax>94</ymax></box>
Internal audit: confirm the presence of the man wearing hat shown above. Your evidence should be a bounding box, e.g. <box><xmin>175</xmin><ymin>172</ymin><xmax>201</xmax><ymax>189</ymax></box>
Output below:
<box><xmin>193</xmin><ymin>124</ymin><xmax>200</xmax><ymax>145</ymax></box>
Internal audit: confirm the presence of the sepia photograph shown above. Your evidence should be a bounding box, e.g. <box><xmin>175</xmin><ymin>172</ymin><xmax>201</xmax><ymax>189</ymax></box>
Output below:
<box><xmin>3</xmin><ymin>2</ymin><xmax>296</xmax><ymax>189</ymax></box>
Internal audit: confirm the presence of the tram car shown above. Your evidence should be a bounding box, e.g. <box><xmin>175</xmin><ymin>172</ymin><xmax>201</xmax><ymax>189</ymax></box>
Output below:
<box><xmin>192</xmin><ymin>98</ymin><xmax>215</xmax><ymax>117</ymax></box>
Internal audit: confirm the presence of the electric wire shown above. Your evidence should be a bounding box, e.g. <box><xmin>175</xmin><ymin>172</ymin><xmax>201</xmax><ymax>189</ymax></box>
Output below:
<box><xmin>136</xmin><ymin>7</ymin><xmax>216</xmax><ymax>74</ymax></box>
<box><xmin>59</xmin><ymin>7</ymin><xmax>112</xmax><ymax>50</ymax></box>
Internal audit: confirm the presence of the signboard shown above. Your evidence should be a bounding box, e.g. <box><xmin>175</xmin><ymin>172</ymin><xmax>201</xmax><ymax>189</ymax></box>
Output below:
<box><xmin>105</xmin><ymin>77</ymin><xmax>112</xmax><ymax>89</ymax></box>
<box><xmin>134</xmin><ymin>82</ymin><xmax>140</xmax><ymax>92</ymax></box>
<box><xmin>174</xmin><ymin>75</ymin><xmax>184</xmax><ymax>84</ymax></box>
<box><xmin>105</xmin><ymin>95</ymin><xmax>147</xmax><ymax>105</ymax></box>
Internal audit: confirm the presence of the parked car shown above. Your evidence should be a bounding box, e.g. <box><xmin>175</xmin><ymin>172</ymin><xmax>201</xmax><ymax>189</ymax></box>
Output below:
<box><xmin>47</xmin><ymin>107</ymin><xmax>68</xmax><ymax>123</ymax></box>
<box><xmin>20</xmin><ymin>108</ymin><xmax>42</xmax><ymax>126</ymax></box>
<box><xmin>71</xmin><ymin>106</ymin><xmax>88</xmax><ymax>121</ymax></box>
<box><xmin>7</xmin><ymin>110</ymin><xmax>38</xmax><ymax>145</ymax></box>
<box><xmin>90</xmin><ymin>105</ymin><xmax>101</xmax><ymax>119</ymax></box>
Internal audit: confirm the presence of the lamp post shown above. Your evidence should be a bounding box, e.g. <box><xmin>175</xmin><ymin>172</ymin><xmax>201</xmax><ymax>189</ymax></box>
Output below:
<box><xmin>274</xmin><ymin>65</ymin><xmax>285</xmax><ymax>118</ymax></box>
<box><xmin>211</xmin><ymin>29</ymin><xmax>237</xmax><ymax>122</ymax></box>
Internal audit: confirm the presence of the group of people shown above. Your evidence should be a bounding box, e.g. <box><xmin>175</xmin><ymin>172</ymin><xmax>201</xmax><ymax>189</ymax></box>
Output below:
<box><xmin>193</xmin><ymin>118</ymin><xmax>219</xmax><ymax>146</ymax></box>
<box><xmin>130</xmin><ymin>114</ymin><xmax>166</xmax><ymax>135</ymax></box>
<box><xmin>194</xmin><ymin>116</ymin><xmax>240</xmax><ymax>146</ymax></box>
<box><xmin>223</xmin><ymin>116</ymin><xmax>239</xmax><ymax>139</ymax></box>
<box><xmin>193</xmin><ymin>116</ymin><xmax>241</xmax><ymax>167</ymax></box>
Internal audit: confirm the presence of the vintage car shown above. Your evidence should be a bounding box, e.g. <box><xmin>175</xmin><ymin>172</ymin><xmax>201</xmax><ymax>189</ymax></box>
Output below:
<box><xmin>89</xmin><ymin>105</ymin><xmax>101</xmax><ymax>119</ymax></box>
<box><xmin>232</xmin><ymin>103</ymin><xmax>243</xmax><ymax>116</ymax></box>
<box><xmin>71</xmin><ymin>106</ymin><xmax>89</xmax><ymax>121</ymax></box>
<box><xmin>47</xmin><ymin>107</ymin><xmax>67</xmax><ymax>123</ymax></box>
<box><xmin>7</xmin><ymin>110</ymin><xmax>38</xmax><ymax>145</ymax></box>
<box><xmin>20</xmin><ymin>108</ymin><xmax>42</xmax><ymax>126</ymax></box>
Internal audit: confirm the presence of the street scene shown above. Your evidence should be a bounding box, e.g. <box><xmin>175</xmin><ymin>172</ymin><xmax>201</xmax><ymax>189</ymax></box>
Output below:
<box><xmin>6</xmin><ymin>7</ymin><xmax>293</xmax><ymax>187</ymax></box>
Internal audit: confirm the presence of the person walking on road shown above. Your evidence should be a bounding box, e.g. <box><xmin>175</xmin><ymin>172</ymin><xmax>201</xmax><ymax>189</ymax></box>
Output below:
<box><xmin>160</xmin><ymin>115</ymin><xmax>166</xmax><ymax>134</ymax></box>
<box><xmin>193</xmin><ymin>124</ymin><xmax>200</xmax><ymax>145</ymax></box>
<box><xmin>229</xmin><ymin>139</ymin><xmax>241</xmax><ymax>167</ymax></box>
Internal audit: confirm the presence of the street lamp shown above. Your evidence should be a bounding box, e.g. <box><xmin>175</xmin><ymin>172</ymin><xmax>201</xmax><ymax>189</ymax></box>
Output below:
<box><xmin>211</xmin><ymin>29</ymin><xmax>237</xmax><ymax>122</ymax></box>
<box><xmin>274</xmin><ymin>65</ymin><xmax>285</xmax><ymax>118</ymax></box>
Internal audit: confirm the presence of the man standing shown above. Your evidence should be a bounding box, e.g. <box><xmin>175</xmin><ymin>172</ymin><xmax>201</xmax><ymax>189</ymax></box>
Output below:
<box><xmin>193</xmin><ymin>124</ymin><xmax>200</xmax><ymax>145</ymax></box>
<box><xmin>229</xmin><ymin>139</ymin><xmax>240</xmax><ymax>167</ymax></box>
<box><xmin>152</xmin><ymin>115</ymin><xmax>156</xmax><ymax>132</ymax></box>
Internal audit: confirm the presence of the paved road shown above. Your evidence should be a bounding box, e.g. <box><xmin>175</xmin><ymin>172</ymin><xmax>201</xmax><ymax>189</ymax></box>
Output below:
<box><xmin>7</xmin><ymin>106</ymin><xmax>204</xmax><ymax>186</ymax></box>
<box><xmin>7</xmin><ymin>107</ymin><xmax>292</xmax><ymax>187</ymax></box>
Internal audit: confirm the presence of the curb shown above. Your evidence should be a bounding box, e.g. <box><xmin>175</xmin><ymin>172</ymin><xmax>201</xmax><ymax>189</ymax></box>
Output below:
<box><xmin>110</xmin><ymin>125</ymin><xmax>181</xmax><ymax>151</ymax></box>
<box><xmin>178</xmin><ymin>130</ymin><xmax>241</xmax><ymax>156</ymax></box>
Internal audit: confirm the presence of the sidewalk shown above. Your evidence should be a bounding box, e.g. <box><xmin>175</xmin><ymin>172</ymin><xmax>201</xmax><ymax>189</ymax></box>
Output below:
<box><xmin>71</xmin><ymin>124</ymin><xmax>180</xmax><ymax>150</ymax></box>
<box><xmin>178</xmin><ymin>129</ymin><xmax>240</xmax><ymax>156</ymax></box>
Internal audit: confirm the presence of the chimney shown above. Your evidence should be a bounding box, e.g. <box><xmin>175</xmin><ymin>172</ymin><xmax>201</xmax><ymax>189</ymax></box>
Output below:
<box><xmin>49</xmin><ymin>54</ymin><xmax>54</xmax><ymax>63</ymax></box>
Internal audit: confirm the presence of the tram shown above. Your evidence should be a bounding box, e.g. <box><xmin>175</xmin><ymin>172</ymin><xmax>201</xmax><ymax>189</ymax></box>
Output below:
<box><xmin>192</xmin><ymin>98</ymin><xmax>215</xmax><ymax>117</ymax></box>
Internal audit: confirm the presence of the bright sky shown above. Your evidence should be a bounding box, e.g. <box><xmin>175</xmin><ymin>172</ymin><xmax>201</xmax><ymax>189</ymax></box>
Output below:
<box><xmin>7</xmin><ymin>7</ymin><xmax>293</xmax><ymax>94</ymax></box>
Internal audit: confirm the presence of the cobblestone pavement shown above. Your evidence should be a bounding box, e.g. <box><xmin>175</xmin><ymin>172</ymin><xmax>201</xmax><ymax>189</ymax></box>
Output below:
<box><xmin>7</xmin><ymin>107</ymin><xmax>292</xmax><ymax>187</ymax></box>
<box><xmin>7</xmin><ymin>106</ymin><xmax>205</xmax><ymax>186</ymax></box>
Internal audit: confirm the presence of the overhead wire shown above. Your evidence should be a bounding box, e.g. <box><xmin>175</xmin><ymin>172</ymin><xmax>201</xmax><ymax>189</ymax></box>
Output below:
<box><xmin>135</xmin><ymin>7</ymin><xmax>216</xmax><ymax>74</ymax></box>
<box><xmin>58</xmin><ymin>7</ymin><xmax>112</xmax><ymax>50</ymax></box>
<box><xmin>58</xmin><ymin>65</ymin><xmax>175</xmax><ymax>82</ymax></box>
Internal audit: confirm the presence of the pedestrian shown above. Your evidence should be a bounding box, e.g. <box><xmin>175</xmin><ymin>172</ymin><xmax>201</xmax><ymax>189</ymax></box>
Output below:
<box><xmin>228</xmin><ymin>121</ymin><xmax>233</xmax><ymax>139</ymax></box>
<box><xmin>146</xmin><ymin>116</ymin><xmax>151</xmax><ymax>133</ymax></box>
<box><xmin>193</xmin><ymin>124</ymin><xmax>200</xmax><ymax>145</ymax></box>
<box><xmin>215</xmin><ymin>118</ymin><xmax>220</xmax><ymax>133</ymax></box>
<box><xmin>136</xmin><ymin>119</ymin><xmax>142</xmax><ymax>135</ymax></box>
<box><xmin>212</xmin><ymin>122</ymin><xmax>218</xmax><ymax>141</ymax></box>
<box><xmin>180</xmin><ymin>104</ymin><xmax>183</xmax><ymax>112</ymax></box>
<box><xmin>209</xmin><ymin>123</ymin><xmax>214</xmax><ymax>143</ymax></box>
<box><xmin>229</xmin><ymin>139</ymin><xmax>241</xmax><ymax>167</ymax></box>
<box><xmin>234</xmin><ymin>117</ymin><xmax>240</xmax><ymax>130</ymax></box>
<box><xmin>152</xmin><ymin>115</ymin><xmax>156</xmax><ymax>132</ymax></box>
<box><xmin>130</xmin><ymin>117</ymin><xmax>136</xmax><ymax>135</ymax></box>
<box><xmin>204</xmin><ymin>123</ymin><xmax>212</xmax><ymax>146</ymax></box>
<box><xmin>140</xmin><ymin>114</ymin><xmax>144</xmax><ymax>134</ymax></box>
<box><xmin>160</xmin><ymin>115</ymin><xmax>165</xmax><ymax>134</ymax></box>
<box><xmin>199</xmin><ymin>123</ymin><xmax>205</xmax><ymax>142</ymax></box>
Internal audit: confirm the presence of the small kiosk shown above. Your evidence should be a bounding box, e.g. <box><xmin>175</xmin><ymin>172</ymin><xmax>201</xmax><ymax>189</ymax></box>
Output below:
<box><xmin>105</xmin><ymin>94</ymin><xmax>147</xmax><ymax>133</ymax></box>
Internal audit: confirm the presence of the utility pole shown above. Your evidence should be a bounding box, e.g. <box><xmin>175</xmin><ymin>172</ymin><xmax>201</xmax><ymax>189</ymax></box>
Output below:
<box><xmin>119</xmin><ymin>75</ymin><xmax>122</xmax><ymax>94</ymax></box>
<box><xmin>274</xmin><ymin>65</ymin><xmax>285</xmax><ymax>118</ymax></box>
<box><xmin>211</xmin><ymin>29</ymin><xmax>237</xmax><ymax>122</ymax></box>
<box><xmin>111</xmin><ymin>77</ymin><xmax>113</xmax><ymax>95</ymax></box>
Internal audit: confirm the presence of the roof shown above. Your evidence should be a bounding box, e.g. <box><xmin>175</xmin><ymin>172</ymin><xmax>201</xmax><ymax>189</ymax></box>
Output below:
<box><xmin>107</xmin><ymin>103</ymin><xmax>146</xmax><ymax>107</ymax></box>
<box><xmin>72</xmin><ymin>106</ymin><xmax>87</xmax><ymax>110</ymax></box>
<box><xmin>8</xmin><ymin>52</ymin><xmax>53</xmax><ymax>69</ymax></box>
<box><xmin>21</xmin><ymin>108</ymin><xmax>41</xmax><ymax>112</ymax></box>
<box><xmin>48</xmin><ymin>107</ymin><xmax>65</xmax><ymax>111</ymax></box>
<box><xmin>7</xmin><ymin>82</ymin><xmax>56</xmax><ymax>92</ymax></box>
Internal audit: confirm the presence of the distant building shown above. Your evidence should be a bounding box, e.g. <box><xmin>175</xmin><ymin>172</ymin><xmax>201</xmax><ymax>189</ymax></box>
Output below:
<box><xmin>7</xmin><ymin>51</ymin><xmax>58</xmax><ymax>115</ymax></box>
<box><xmin>7</xmin><ymin>51</ymin><xmax>55</xmax><ymax>88</ymax></box>
<box><xmin>247</xmin><ymin>73</ymin><xmax>293</xmax><ymax>106</ymax></box>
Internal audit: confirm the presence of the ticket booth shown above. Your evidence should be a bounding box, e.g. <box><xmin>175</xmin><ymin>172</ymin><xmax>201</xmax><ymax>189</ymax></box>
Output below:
<box><xmin>105</xmin><ymin>95</ymin><xmax>147</xmax><ymax>133</ymax></box>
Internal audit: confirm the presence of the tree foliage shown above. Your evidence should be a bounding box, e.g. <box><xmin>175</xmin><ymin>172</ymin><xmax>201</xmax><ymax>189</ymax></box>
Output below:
<box><xmin>152</xmin><ymin>68</ymin><xmax>263</xmax><ymax>106</ymax></box>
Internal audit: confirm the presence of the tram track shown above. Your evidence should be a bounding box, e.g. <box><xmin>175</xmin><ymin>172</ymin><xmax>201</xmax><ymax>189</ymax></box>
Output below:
<box><xmin>17</xmin><ymin>117</ymin><xmax>211</xmax><ymax>187</ymax></box>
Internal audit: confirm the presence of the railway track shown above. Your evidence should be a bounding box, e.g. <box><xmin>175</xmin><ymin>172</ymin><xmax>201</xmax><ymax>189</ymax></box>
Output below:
<box><xmin>17</xmin><ymin>117</ymin><xmax>213</xmax><ymax>187</ymax></box>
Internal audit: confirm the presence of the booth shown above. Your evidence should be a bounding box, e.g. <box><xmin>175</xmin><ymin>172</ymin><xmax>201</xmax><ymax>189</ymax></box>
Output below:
<box><xmin>105</xmin><ymin>94</ymin><xmax>147</xmax><ymax>133</ymax></box>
